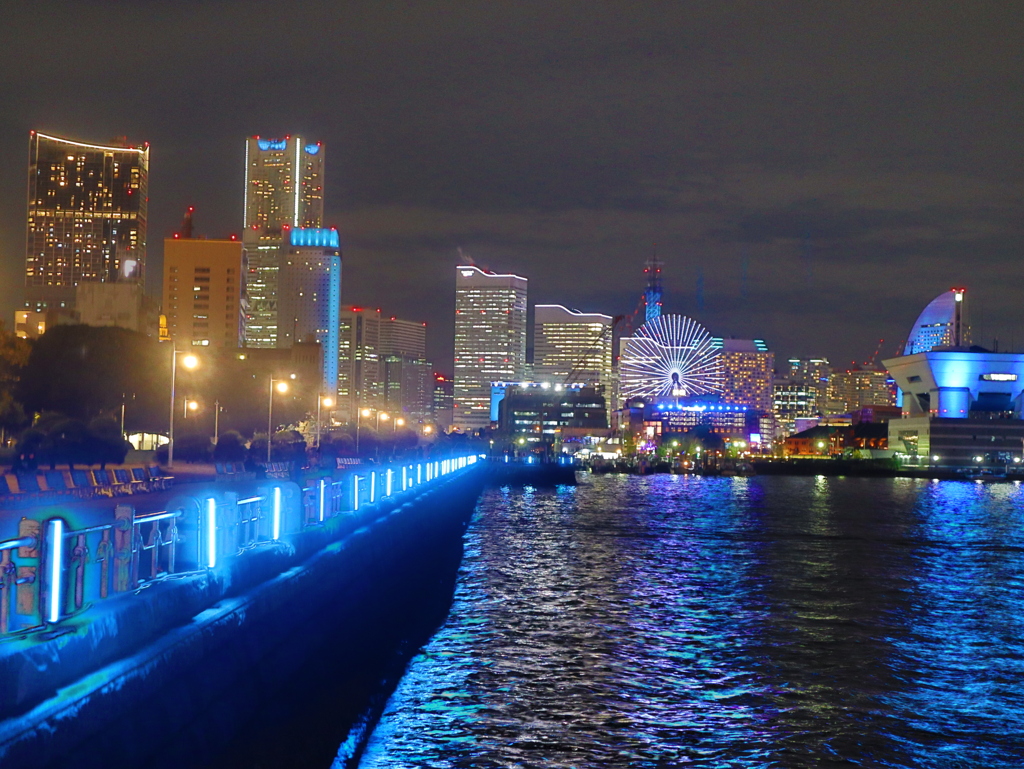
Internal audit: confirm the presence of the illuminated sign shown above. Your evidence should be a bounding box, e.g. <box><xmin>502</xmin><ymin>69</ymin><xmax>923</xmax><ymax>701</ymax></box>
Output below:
<box><xmin>981</xmin><ymin>373</ymin><xmax>1017</xmax><ymax>381</ymax></box>
<box><xmin>257</xmin><ymin>138</ymin><xmax>287</xmax><ymax>151</ymax></box>
<box><xmin>290</xmin><ymin>228</ymin><xmax>339</xmax><ymax>248</ymax></box>
<box><xmin>305</xmin><ymin>143</ymin><xmax>320</xmax><ymax>155</ymax></box>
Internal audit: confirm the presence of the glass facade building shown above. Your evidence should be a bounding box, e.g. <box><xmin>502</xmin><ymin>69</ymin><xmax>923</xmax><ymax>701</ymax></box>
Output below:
<box><xmin>453</xmin><ymin>265</ymin><xmax>527</xmax><ymax>431</ymax></box>
<box><xmin>26</xmin><ymin>131</ymin><xmax>149</xmax><ymax>311</ymax></box>
<box><xmin>905</xmin><ymin>288</ymin><xmax>968</xmax><ymax>355</ymax></box>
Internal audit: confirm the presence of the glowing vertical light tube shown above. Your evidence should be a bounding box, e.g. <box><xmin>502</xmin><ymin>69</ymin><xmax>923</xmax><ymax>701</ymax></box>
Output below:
<box><xmin>47</xmin><ymin>519</ymin><xmax>64</xmax><ymax>623</ymax></box>
<box><xmin>353</xmin><ymin>476</ymin><xmax>360</xmax><ymax>511</ymax></box>
<box><xmin>417</xmin><ymin>464</ymin><xmax>422</xmax><ymax>484</ymax></box>
<box><xmin>206</xmin><ymin>498</ymin><xmax>217</xmax><ymax>569</ymax></box>
<box><xmin>273</xmin><ymin>486</ymin><xmax>282</xmax><ymax>539</ymax></box>
<box><xmin>319</xmin><ymin>479</ymin><xmax>326</xmax><ymax>522</ymax></box>
<box><xmin>370</xmin><ymin>472</ymin><xmax>376</xmax><ymax>503</ymax></box>
<box><xmin>402</xmin><ymin>466</ymin><xmax>407</xmax><ymax>491</ymax></box>
<box><xmin>386</xmin><ymin>469</ymin><xmax>393</xmax><ymax>497</ymax></box>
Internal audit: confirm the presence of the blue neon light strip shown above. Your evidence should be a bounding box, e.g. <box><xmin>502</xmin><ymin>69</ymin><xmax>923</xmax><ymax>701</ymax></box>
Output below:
<box><xmin>319</xmin><ymin>479</ymin><xmax>326</xmax><ymax>522</ymax></box>
<box><xmin>48</xmin><ymin>519</ymin><xmax>64</xmax><ymax>623</ymax></box>
<box><xmin>206</xmin><ymin>498</ymin><xmax>217</xmax><ymax>568</ymax></box>
<box><xmin>273</xmin><ymin>487</ymin><xmax>282</xmax><ymax>539</ymax></box>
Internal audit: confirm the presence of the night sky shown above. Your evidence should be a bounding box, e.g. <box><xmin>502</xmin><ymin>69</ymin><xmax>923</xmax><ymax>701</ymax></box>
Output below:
<box><xmin>2</xmin><ymin>1</ymin><xmax>1022</xmax><ymax>373</ymax></box>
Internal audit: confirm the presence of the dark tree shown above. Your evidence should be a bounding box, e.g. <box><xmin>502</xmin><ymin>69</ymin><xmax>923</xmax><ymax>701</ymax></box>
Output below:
<box><xmin>213</xmin><ymin>430</ymin><xmax>248</xmax><ymax>463</ymax></box>
<box><xmin>17</xmin><ymin>325</ymin><xmax>167</xmax><ymax>431</ymax></box>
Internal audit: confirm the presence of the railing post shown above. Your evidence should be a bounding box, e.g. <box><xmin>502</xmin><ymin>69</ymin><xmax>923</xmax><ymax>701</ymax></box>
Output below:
<box><xmin>113</xmin><ymin>504</ymin><xmax>134</xmax><ymax>592</ymax></box>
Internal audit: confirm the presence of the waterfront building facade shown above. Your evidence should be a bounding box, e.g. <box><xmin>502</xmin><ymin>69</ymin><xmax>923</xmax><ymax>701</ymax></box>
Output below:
<box><xmin>162</xmin><ymin>236</ymin><xmax>245</xmax><ymax>348</ymax></box>
<box><xmin>453</xmin><ymin>265</ymin><xmax>527</xmax><ymax>431</ymax></box>
<box><xmin>26</xmin><ymin>131</ymin><xmax>149</xmax><ymax>311</ymax></box>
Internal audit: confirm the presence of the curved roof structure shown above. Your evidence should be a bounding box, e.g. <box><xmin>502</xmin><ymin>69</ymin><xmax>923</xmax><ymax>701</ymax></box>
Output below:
<box><xmin>906</xmin><ymin>289</ymin><xmax>966</xmax><ymax>355</ymax></box>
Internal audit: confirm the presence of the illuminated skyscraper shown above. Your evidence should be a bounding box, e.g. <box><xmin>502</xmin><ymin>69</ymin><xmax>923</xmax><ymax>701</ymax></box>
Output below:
<box><xmin>242</xmin><ymin>135</ymin><xmax>324</xmax><ymax>347</ymax></box>
<box><xmin>533</xmin><ymin>305</ymin><xmax>614</xmax><ymax>420</ymax></box>
<box><xmin>453</xmin><ymin>265</ymin><xmax>527</xmax><ymax>431</ymax></box>
<box><xmin>26</xmin><ymin>131</ymin><xmax>149</xmax><ymax>311</ymax></box>
<box><xmin>337</xmin><ymin>307</ymin><xmax>382</xmax><ymax>422</ymax></box>
<box><xmin>905</xmin><ymin>287</ymin><xmax>968</xmax><ymax>354</ymax></box>
<box><xmin>277</xmin><ymin>227</ymin><xmax>342</xmax><ymax>397</ymax></box>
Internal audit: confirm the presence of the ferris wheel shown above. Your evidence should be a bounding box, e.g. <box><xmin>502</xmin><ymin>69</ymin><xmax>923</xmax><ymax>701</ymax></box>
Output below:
<box><xmin>619</xmin><ymin>314</ymin><xmax>723</xmax><ymax>399</ymax></box>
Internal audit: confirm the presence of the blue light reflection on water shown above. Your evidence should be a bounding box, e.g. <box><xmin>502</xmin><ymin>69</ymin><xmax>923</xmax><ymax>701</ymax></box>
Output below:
<box><xmin>352</xmin><ymin>475</ymin><xmax>1024</xmax><ymax>768</ymax></box>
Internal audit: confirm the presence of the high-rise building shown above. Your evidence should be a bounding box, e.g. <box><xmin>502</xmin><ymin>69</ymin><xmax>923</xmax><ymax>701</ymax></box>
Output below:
<box><xmin>243</xmin><ymin>136</ymin><xmax>324</xmax><ymax>232</ymax></box>
<box><xmin>905</xmin><ymin>288</ymin><xmax>968</xmax><ymax>355</ymax></box>
<box><xmin>380</xmin><ymin>317</ymin><xmax>427</xmax><ymax>360</ymax></box>
<box><xmin>277</xmin><ymin>227</ymin><xmax>342</xmax><ymax>397</ymax></box>
<box><xmin>786</xmin><ymin>357</ymin><xmax>831</xmax><ymax>411</ymax></box>
<box><xmin>162</xmin><ymin>236</ymin><xmax>245</xmax><ymax>349</ymax></box>
<box><xmin>26</xmin><ymin>131</ymin><xmax>149</xmax><ymax>311</ymax></box>
<box><xmin>533</xmin><ymin>305</ymin><xmax>614</xmax><ymax>386</ymax></box>
<box><xmin>242</xmin><ymin>135</ymin><xmax>324</xmax><ymax>348</ymax></box>
<box><xmin>453</xmin><ymin>265</ymin><xmax>527</xmax><ymax>431</ymax></box>
<box><xmin>533</xmin><ymin>304</ymin><xmax>614</xmax><ymax>420</ymax></box>
<box><xmin>432</xmin><ymin>373</ymin><xmax>454</xmax><ymax>429</ymax></box>
<box><xmin>829</xmin><ymin>367</ymin><xmax>895</xmax><ymax>413</ymax></box>
<box><xmin>383</xmin><ymin>356</ymin><xmax>433</xmax><ymax>422</ymax></box>
<box><xmin>713</xmin><ymin>338</ymin><xmax>775</xmax><ymax>444</ymax></box>
<box><xmin>337</xmin><ymin>307</ymin><xmax>382</xmax><ymax>422</ymax></box>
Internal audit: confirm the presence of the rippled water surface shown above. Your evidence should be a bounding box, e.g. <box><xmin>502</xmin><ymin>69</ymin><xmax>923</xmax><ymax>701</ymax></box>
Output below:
<box><xmin>351</xmin><ymin>474</ymin><xmax>1024</xmax><ymax>768</ymax></box>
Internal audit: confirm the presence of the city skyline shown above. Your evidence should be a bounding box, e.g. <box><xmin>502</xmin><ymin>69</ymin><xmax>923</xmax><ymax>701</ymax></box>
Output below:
<box><xmin>1</xmin><ymin>2</ymin><xmax>1022</xmax><ymax>374</ymax></box>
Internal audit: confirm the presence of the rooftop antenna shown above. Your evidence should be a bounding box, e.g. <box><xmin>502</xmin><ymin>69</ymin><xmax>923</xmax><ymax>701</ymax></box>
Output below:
<box><xmin>180</xmin><ymin>206</ymin><xmax>195</xmax><ymax>239</ymax></box>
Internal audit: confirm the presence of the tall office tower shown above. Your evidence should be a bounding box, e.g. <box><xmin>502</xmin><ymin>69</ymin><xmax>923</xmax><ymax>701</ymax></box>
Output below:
<box><xmin>773</xmin><ymin>378</ymin><xmax>819</xmax><ymax>437</ymax></box>
<box><xmin>380</xmin><ymin>317</ymin><xmax>427</xmax><ymax>360</ymax></box>
<box><xmin>453</xmin><ymin>265</ymin><xmax>527</xmax><ymax>431</ymax></box>
<box><xmin>337</xmin><ymin>307</ymin><xmax>382</xmax><ymax>422</ymax></box>
<box><xmin>277</xmin><ymin>227</ymin><xmax>342</xmax><ymax>397</ymax></box>
<box><xmin>380</xmin><ymin>317</ymin><xmax>430</xmax><ymax>421</ymax></box>
<box><xmin>26</xmin><ymin>131</ymin><xmax>149</xmax><ymax>311</ymax></box>
<box><xmin>162</xmin><ymin>236</ymin><xmax>244</xmax><ymax>348</ymax></box>
<box><xmin>383</xmin><ymin>356</ymin><xmax>433</xmax><ymax>422</ymax></box>
<box><xmin>786</xmin><ymin>357</ymin><xmax>831</xmax><ymax>412</ymax></box>
<box><xmin>242</xmin><ymin>135</ymin><xmax>324</xmax><ymax>347</ymax></box>
<box><xmin>533</xmin><ymin>305</ymin><xmax>614</xmax><ymax>385</ymax></box>
<box><xmin>432</xmin><ymin>373</ymin><xmax>454</xmax><ymax>429</ymax></box>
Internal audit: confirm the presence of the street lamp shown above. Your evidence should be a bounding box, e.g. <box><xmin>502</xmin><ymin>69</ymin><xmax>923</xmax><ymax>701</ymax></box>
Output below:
<box><xmin>316</xmin><ymin>395</ymin><xmax>334</xmax><ymax>448</ymax></box>
<box><xmin>357</xmin><ymin>407</ymin><xmax>372</xmax><ymax>455</ymax></box>
<box><xmin>168</xmin><ymin>350</ymin><xmax>198</xmax><ymax>469</ymax></box>
<box><xmin>268</xmin><ymin>374</ymin><xmax>295</xmax><ymax>463</ymax></box>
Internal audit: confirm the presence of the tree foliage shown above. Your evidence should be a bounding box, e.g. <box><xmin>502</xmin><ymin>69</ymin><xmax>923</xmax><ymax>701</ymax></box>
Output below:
<box><xmin>17</xmin><ymin>325</ymin><xmax>167</xmax><ymax>431</ymax></box>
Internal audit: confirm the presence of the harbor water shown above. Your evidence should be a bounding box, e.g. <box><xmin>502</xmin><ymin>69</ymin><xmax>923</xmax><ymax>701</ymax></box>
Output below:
<box><xmin>351</xmin><ymin>473</ymin><xmax>1024</xmax><ymax>768</ymax></box>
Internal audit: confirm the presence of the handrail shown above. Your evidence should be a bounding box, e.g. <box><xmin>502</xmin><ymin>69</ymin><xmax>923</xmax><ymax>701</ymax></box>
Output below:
<box><xmin>1</xmin><ymin>453</ymin><xmax>484</xmax><ymax>637</ymax></box>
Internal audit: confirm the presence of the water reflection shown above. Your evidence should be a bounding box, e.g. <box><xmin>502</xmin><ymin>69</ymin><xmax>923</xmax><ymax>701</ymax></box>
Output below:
<box><xmin>354</xmin><ymin>475</ymin><xmax>1024</xmax><ymax>768</ymax></box>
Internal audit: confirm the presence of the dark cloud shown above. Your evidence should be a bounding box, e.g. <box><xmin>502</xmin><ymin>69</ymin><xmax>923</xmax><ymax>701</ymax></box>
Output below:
<box><xmin>1</xmin><ymin>0</ymin><xmax>1022</xmax><ymax>371</ymax></box>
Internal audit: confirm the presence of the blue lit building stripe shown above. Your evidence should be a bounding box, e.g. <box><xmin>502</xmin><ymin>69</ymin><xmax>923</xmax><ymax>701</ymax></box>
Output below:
<box><xmin>290</xmin><ymin>228</ymin><xmax>340</xmax><ymax>248</ymax></box>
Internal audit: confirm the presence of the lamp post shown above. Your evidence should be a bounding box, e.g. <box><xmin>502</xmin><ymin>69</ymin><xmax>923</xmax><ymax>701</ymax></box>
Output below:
<box><xmin>316</xmin><ymin>395</ymin><xmax>334</xmax><ymax>448</ymax></box>
<box><xmin>213</xmin><ymin>400</ymin><xmax>221</xmax><ymax>445</ymax></box>
<box><xmin>357</xmin><ymin>407</ymin><xmax>371</xmax><ymax>456</ymax></box>
<box><xmin>268</xmin><ymin>374</ymin><xmax>296</xmax><ymax>463</ymax></box>
<box><xmin>377</xmin><ymin>412</ymin><xmax>389</xmax><ymax>462</ymax></box>
<box><xmin>168</xmin><ymin>350</ymin><xmax>198</xmax><ymax>469</ymax></box>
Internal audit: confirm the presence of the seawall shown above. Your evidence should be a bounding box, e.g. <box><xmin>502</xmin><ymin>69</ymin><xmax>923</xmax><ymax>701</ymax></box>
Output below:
<box><xmin>0</xmin><ymin>467</ymin><xmax>485</xmax><ymax>768</ymax></box>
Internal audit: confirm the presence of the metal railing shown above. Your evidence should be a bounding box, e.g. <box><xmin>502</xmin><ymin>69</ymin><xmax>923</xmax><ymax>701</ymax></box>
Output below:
<box><xmin>1</xmin><ymin>454</ymin><xmax>484</xmax><ymax>638</ymax></box>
